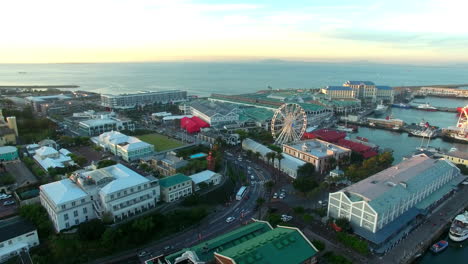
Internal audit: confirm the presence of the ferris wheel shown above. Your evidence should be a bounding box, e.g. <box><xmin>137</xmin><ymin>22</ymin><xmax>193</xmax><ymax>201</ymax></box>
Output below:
<box><xmin>271</xmin><ymin>103</ymin><xmax>308</xmax><ymax>145</ymax></box>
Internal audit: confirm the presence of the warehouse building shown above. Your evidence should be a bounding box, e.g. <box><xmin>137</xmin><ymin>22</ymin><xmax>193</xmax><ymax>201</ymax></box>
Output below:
<box><xmin>327</xmin><ymin>154</ymin><xmax>463</xmax><ymax>253</ymax></box>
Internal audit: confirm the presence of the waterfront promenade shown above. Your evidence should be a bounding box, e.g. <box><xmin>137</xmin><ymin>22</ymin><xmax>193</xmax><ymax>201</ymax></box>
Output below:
<box><xmin>374</xmin><ymin>182</ymin><xmax>468</xmax><ymax>264</ymax></box>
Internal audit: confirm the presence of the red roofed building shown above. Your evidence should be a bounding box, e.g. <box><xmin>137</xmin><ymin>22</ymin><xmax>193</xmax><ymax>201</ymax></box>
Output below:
<box><xmin>336</xmin><ymin>138</ymin><xmax>378</xmax><ymax>159</ymax></box>
<box><xmin>305</xmin><ymin>129</ymin><xmax>347</xmax><ymax>143</ymax></box>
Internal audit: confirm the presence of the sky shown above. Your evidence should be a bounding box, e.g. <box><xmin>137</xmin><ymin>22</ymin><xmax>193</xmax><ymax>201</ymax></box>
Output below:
<box><xmin>1</xmin><ymin>0</ymin><xmax>468</xmax><ymax>63</ymax></box>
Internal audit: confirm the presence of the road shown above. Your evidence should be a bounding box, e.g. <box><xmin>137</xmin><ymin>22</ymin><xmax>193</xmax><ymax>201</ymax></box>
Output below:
<box><xmin>91</xmin><ymin>152</ymin><xmax>271</xmax><ymax>264</ymax></box>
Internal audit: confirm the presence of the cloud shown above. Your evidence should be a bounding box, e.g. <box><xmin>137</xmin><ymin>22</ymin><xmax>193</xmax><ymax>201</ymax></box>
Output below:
<box><xmin>325</xmin><ymin>29</ymin><xmax>468</xmax><ymax>49</ymax></box>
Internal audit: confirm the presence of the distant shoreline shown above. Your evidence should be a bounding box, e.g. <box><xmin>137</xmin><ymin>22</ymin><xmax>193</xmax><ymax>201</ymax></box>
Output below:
<box><xmin>0</xmin><ymin>85</ymin><xmax>79</xmax><ymax>89</ymax></box>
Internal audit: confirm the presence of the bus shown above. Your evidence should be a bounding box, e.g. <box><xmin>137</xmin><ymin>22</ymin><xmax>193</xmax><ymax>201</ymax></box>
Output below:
<box><xmin>236</xmin><ymin>186</ymin><xmax>248</xmax><ymax>201</ymax></box>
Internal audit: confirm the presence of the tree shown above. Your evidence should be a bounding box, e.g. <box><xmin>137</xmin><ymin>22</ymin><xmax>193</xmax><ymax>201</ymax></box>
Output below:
<box><xmin>293</xmin><ymin>176</ymin><xmax>318</xmax><ymax>194</ymax></box>
<box><xmin>19</xmin><ymin>204</ymin><xmax>53</xmax><ymax>239</ymax></box>
<box><xmin>335</xmin><ymin>218</ymin><xmax>352</xmax><ymax>233</ymax></box>
<box><xmin>69</xmin><ymin>154</ymin><xmax>87</xmax><ymax>167</ymax></box>
<box><xmin>264</xmin><ymin>180</ymin><xmax>274</xmax><ymax>193</ymax></box>
<box><xmin>256</xmin><ymin>197</ymin><xmax>265</xmax><ymax>208</ymax></box>
<box><xmin>275</xmin><ymin>152</ymin><xmax>284</xmax><ymax>172</ymax></box>
<box><xmin>254</xmin><ymin>152</ymin><xmax>261</xmax><ymax>161</ymax></box>
<box><xmin>78</xmin><ymin>219</ymin><xmax>106</xmax><ymax>240</ymax></box>
<box><xmin>97</xmin><ymin>159</ymin><xmax>117</xmax><ymax>169</ymax></box>
<box><xmin>266</xmin><ymin>152</ymin><xmax>276</xmax><ymax>166</ymax></box>
<box><xmin>246</xmin><ymin>150</ymin><xmax>253</xmax><ymax>159</ymax></box>
<box><xmin>297</xmin><ymin>163</ymin><xmax>316</xmax><ymax>178</ymax></box>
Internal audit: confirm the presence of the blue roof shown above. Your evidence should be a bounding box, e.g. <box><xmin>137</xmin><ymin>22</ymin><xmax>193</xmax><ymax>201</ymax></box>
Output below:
<box><xmin>376</xmin><ymin>86</ymin><xmax>393</xmax><ymax>90</ymax></box>
<box><xmin>353</xmin><ymin>207</ymin><xmax>420</xmax><ymax>245</ymax></box>
<box><xmin>325</xmin><ymin>86</ymin><xmax>353</xmax><ymax>91</ymax></box>
<box><xmin>345</xmin><ymin>81</ymin><xmax>375</xmax><ymax>85</ymax></box>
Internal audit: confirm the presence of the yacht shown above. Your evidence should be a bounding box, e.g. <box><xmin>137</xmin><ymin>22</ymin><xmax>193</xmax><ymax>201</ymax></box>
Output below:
<box><xmin>335</xmin><ymin>125</ymin><xmax>354</xmax><ymax>133</ymax></box>
<box><xmin>391</xmin><ymin>103</ymin><xmax>412</xmax><ymax>109</ymax></box>
<box><xmin>449</xmin><ymin>211</ymin><xmax>468</xmax><ymax>242</ymax></box>
<box><xmin>374</xmin><ymin>103</ymin><xmax>388</xmax><ymax>116</ymax></box>
<box><xmin>417</xmin><ymin>103</ymin><xmax>438</xmax><ymax>111</ymax></box>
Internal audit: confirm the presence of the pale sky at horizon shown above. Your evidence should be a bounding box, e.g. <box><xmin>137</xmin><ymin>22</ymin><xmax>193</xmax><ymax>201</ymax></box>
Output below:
<box><xmin>1</xmin><ymin>0</ymin><xmax>468</xmax><ymax>63</ymax></box>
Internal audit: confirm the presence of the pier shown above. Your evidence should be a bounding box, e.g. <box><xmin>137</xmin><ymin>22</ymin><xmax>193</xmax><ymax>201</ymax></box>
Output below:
<box><xmin>375</xmin><ymin>184</ymin><xmax>468</xmax><ymax>264</ymax></box>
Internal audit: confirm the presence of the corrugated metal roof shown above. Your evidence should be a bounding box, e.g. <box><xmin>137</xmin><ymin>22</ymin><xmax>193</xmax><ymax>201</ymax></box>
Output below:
<box><xmin>159</xmin><ymin>173</ymin><xmax>191</xmax><ymax>188</ymax></box>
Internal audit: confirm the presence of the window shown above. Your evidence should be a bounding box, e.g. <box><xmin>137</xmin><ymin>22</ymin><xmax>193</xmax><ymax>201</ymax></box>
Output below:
<box><xmin>64</xmin><ymin>213</ymin><xmax>69</xmax><ymax>221</ymax></box>
<box><xmin>72</xmin><ymin>201</ymin><xmax>76</xmax><ymax>206</ymax></box>
<box><xmin>65</xmin><ymin>223</ymin><xmax>70</xmax><ymax>228</ymax></box>
<box><xmin>8</xmin><ymin>240</ymin><xmax>12</xmax><ymax>245</ymax></box>
<box><xmin>130</xmin><ymin>188</ymin><xmax>134</xmax><ymax>192</ymax></box>
<box><xmin>0</xmin><ymin>243</ymin><xmax>3</xmax><ymax>248</ymax></box>
<box><xmin>85</xmin><ymin>216</ymin><xmax>89</xmax><ymax>221</ymax></box>
<box><xmin>74</xmin><ymin>210</ymin><xmax>78</xmax><ymax>217</ymax></box>
<box><xmin>61</xmin><ymin>205</ymin><xmax>66</xmax><ymax>210</ymax></box>
<box><xmin>75</xmin><ymin>219</ymin><xmax>79</xmax><ymax>225</ymax></box>
<box><xmin>111</xmin><ymin>194</ymin><xmax>114</xmax><ymax>199</ymax></box>
<box><xmin>81</xmin><ymin>199</ymin><xmax>85</xmax><ymax>204</ymax></box>
<box><xmin>83</xmin><ymin>207</ymin><xmax>88</xmax><ymax>214</ymax></box>
<box><xmin>124</xmin><ymin>190</ymin><xmax>127</xmax><ymax>195</ymax></box>
<box><xmin>138</xmin><ymin>186</ymin><xmax>141</xmax><ymax>190</ymax></box>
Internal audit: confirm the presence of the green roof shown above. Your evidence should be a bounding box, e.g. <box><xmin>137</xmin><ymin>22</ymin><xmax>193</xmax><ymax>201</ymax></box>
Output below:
<box><xmin>159</xmin><ymin>173</ymin><xmax>191</xmax><ymax>188</ymax></box>
<box><xmin>165</xmin><ymin>221</ymin><xmax>272</xmax><ymax>263</ymax></box>
<box><xmin>216</xmin><ymin>226</ymin><xmax>319</xmax><ymax>264</ymax></box>
<box><xmin>240</xmin><ymin>108</ymin><xmax>274</xmax><ymax>122</ymax></box>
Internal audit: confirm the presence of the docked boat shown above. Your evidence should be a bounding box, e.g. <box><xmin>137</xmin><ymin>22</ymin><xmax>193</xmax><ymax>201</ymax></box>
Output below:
<box><xmin>306</xmin><ymin>125</ymin><xmax>319</xmax><ymax>133</ymax></box>
<box><xmin>449</xmin><ymin>211</ymin><xmax>468</xmax><ymax>242</ymax></box>
<box><xmin>417</xmin><ymin>103</ymin><xmax>438</xmax><ymax>111</ymax></box>
<box><xmin>336</xmin><ymin>125</ymin><xmax>354</xmax><ymax>133</ymax></box>
<box><xmin>408</xmin><ymin>128</ymin><xmax>437</xmax><ymax>138</ymax></box>
<box><xmin>430</xmin><ymin>240</ymin><xmax>448</xmax><ymax>253</ymax></box>
<box><xmin>374</xmin><ymin>103</ymin><xmax>388</xmax><ymax>116</ymax></box>
<box><xmin>391</xmin><ymin>103</ymin><xmax>412</xmax><ymax>109</ymax></box>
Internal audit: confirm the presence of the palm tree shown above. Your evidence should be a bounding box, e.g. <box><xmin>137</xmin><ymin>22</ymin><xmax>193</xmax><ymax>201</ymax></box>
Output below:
<box><xmin>255</xmin><ymin>151</ymin><xmax>261</xmax><ymax>161</ymax></box>
<box><xmin>266</xmin><ymin>152</ymin><xmax>276</xmax><ymax>166</ymax></box>
<box><xmin>276</xmin><ymin>152</ymin><xmax>284</xmax><ymax>174</ymax></box>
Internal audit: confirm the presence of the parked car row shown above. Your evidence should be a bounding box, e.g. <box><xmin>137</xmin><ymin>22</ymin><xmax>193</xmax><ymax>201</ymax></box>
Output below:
<box><xmin>0</xmin><ymin>193</ymin><xmax>12</xmax><ymax>200</ymax></box>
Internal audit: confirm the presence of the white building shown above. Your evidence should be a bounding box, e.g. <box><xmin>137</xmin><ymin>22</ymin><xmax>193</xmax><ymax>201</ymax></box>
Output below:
<box><xmin>189</xmin><ymin>170</ymin><xmax>222</xmax><ymax>191</ymax></box>
<box><xmin>78</xmin><ymin>115</ymin><xmax>135</xmax><ymax>136</ymax></box>
<box><xmin>101</xmin><ymin>90</ymin><xmax>187</xmax><ymax>109</ymax></box>
<box><xmin>159</xmin><ymin>173</ymin><xmax>193</xmax><ymax>202</ymax></box>
<box><xmin>33</xmin><ymin>146</ymin><xmax>74</xmax><ymax>171</ymax></box>
<box><xmin>241</xmin><ymin>138</ymin><xmax>306</xmax><ymax>179</ymax></box>
<box><xmin>40</xmin><ymin>164</ymin><xmax>160</xmax><ymax>232</ymax></box>
<box><xmin>189</xmin><ymin>100</ymin><xmax>241</xmax><ymax>127</ymax></box>
<box><xmin>327</xmin><ymin>154</ymin><xmax>462</xmax><ymax>253</ymax></box>
<box><xmin>0</xmin><ymin>217</ymin><xmax>40</xmax><ymax>263</ymax></box>
<box><xmin>92</xmin><ymin>131</ymin><xmax>154</xmax><ymax>162</ymax></box>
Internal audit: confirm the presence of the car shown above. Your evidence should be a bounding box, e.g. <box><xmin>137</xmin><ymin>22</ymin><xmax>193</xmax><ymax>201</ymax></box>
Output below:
<box><xmin>462</xmin><ymin>181</ymin><xmax>468</xmax><ymax>185</ymax></box>
<box><xmin>226</xmin><ymin>217</ymin><xmax>236</xmax><ymax>223</ymax></box>
<box><xmin>3</xmin><ymin>200</ymin><xmax>15</xmax><ymax>206</ymax></box>
<box><xmin>273</xmin><ymin>193</ymin><xmax>278</xmax><ymax>199</ymax></box>
<box><xmin>163</xmin><ymin>246</ymin><xmax>173</xmax><ymax>252</ymax></box>
<box><xmin>281</xmin><ymin>215</ymin><xmax>293</xmax><ymax>222</ymax></box>
<box><xmin>138</xmin><ymin>251</ymin><xmax>148</xmax><ymax>257</ymax></box>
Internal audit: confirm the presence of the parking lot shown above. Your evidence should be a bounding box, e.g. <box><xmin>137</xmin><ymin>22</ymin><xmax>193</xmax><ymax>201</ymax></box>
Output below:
<box><xmin>0</xmin><ymin>197</ymin><xmax>18</xmax><ymax>218</ymax></box>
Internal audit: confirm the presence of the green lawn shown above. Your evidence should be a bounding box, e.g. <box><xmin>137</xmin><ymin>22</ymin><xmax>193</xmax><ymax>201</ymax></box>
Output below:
<box><xmin>137</xmin><ymin>133</ymin><xmax>185</xmax><ymax>151</ymax></box>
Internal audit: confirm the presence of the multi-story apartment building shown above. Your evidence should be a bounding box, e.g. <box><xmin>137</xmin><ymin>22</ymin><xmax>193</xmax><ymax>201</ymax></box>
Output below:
<box><xmin>92</xmin><ymin>131</ymin><xmax>154</xmax><ymax>162</ymax></box>
<box><xmin>327</xmin><ymin>154</ymin><xmax>461</xmax><ymax>253</ymax></box>
<box><xmin>101</xmin><ymin>90</ymin><xmax>187</xmax><ymax>109</ymax></box>
<box><xmin>40</xmin><ymin>164</ymin><xmax>160</xmax><ymax>232</ymax></box>
<box><xmin>144</xmin><ymin>152</ymin><xmax>188</xmax><ymax>177</ymax></box>
<box><xmin>25</xmin><ymin>94</ymin><xmax>73</xmax><ymax>113</ymax></box>
<box><xmin>0</xmin><ymin>217</ymin><xmax>40</xmax><ymax>262</ymax></box>
<box><xmin>78</xmin><ymin>116</ymin><xmax>135</xmax><ymax>136</ymax></box>
<box><xmin>376</xmin><ymin>86</ymin><xmax>394</xmax><ymax>103</ymax></box>
<box><xmin>283</xmin><ymin>139</ymin><xmax>351</xmax><ymax>174</ymax></box>
<box><xmin>159</xmin><ymin>173</ymin><xmax>193</xmax><ymax>202</ymax></box>
<box><xmin>321</xmin><ymin>86</ymin><xmax>355</xmax><ymax>99</ymax></box>
<box><xmin>0</xmin><ymin>110</ymin><xmax>17</xmax><ymax>146</ymax></box>
<box><xmin>343</xmin><ymin>81</ymin><xmax>394</xmax><ymax>104</ymax></box>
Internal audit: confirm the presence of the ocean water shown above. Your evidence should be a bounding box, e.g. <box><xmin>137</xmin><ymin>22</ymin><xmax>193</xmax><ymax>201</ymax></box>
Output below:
<box><xmin>1</xmin><ymin>61</ymin><xmax>468</xmax><ymax>96</ymax></box>
<box><xmin>0</xmin><ymin>61</ymin><xmax>467</xmax><ymax>263</ymax></box>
